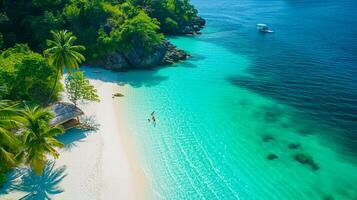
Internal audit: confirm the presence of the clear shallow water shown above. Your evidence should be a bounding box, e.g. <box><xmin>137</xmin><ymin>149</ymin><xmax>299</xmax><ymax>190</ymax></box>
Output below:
<box><xmin>117</xmin><ymin>0</ymin><xmax>357</xmax><ymax>199</ymax></box>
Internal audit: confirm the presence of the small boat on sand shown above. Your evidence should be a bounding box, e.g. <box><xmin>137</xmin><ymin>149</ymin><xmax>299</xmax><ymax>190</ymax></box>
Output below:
<box><xmin>257</xmin><ymin>24</ymin><xmax>274</xmax><ymax>33</ymax></box>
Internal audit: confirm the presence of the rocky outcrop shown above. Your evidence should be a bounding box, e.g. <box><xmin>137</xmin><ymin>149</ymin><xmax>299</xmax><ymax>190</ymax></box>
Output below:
<box><xmin>89</xmin><ymin>16</ymin><xmax>205</xmax><ymax>71</ymax></box>
<box><xmin>162</xmin><ymin>42</ymin><xmax>190</xmax><ymax>65</ymax></box>
<box><xmin>262</xmin><ymin>135</ymin><xmax>275</xmax><ymax>142</ymax></box>
<box><xmin>294</xmin><ymin>153</ymin><xmax>319</xmax><ymax>171</ymax></box>
<box><xmin>194</xmin><ymin>16</ymin><xmax>206</xmax><ymax>27</ymax></box>
<box><xmin>123</xmin><ymin>36</ymin><xmax>167</xmax><ymax>68</ymax></box>
<box><xmin>102</xmin><ymin>54</ymin><xmax>129</xmax><ymax>71</ymax></box>
<box><xmin>288</xmin><ymin>143</ymin><xmax>301</xmax><ymax>149</ymax></box>
<box><xmin>89</xmin><ymin>40</ymin><xmax>189</xmax><ymax>71</ymax></box>
<box><xmin>181</xmin><ymin>16</ymin><xmax>206</xmax><ymax>35</ymax></box>
<box><xmin>267</xmin><ymin>153</ymin><xmax>278</xmax><ymax>160</ymax></box>
<box><xmin>87</xmin><ymin>53</ymin><xmax>129</xmax><ymax>72</ymax></box>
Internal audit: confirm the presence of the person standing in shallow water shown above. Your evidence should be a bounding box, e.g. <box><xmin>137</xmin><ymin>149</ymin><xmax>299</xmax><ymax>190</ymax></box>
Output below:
<box><xmin>148</xmin><ymin>111</ymin><xmax>156</xmax><ymax>126</ymax></box>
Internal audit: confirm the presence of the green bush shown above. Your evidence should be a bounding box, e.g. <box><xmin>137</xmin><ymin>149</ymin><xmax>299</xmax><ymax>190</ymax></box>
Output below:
<box><xmin>164</xmin><ymin>17</ymin><xmax>179</xmax><ymax>33</ymax></box>
<box><xmin>147</xmin><ymin>0</ymin><xmax>198</xmax><ymax>33</ymax></box>
<box><xmin>0</xmin><ymin>33</ymin><xmax>3</xmax><ymax>50</ymax></box>
<box><xmin>0</xmin><ymin>44</ymin><xmax>62</xmax><ymax>103</ymax></box>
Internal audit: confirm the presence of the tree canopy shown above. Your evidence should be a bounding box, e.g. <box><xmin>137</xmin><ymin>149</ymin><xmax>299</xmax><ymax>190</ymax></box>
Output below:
<box><xmin>0</xmin><ymin>0</ymin><xmax>200</xmax><ymax>61</ymax></box>
<box><xmin>0</xmin><ymin>44</ymin><xmax>61</xmax><ymax>103</ymax></box>
<box><xmin>65</xmin><ymin>71</ymin><xmax>100</xmax><ymax>106</ymax></box>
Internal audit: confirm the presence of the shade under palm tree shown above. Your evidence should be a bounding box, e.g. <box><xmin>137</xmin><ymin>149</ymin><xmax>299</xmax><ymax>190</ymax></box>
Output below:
<box><xmin>19</xmin><ymin>105</ymin><xmax>64</xmax><ymax>175</ymax></box>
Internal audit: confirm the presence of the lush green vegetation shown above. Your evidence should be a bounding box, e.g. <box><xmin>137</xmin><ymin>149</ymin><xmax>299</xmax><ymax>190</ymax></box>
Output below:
<box><xmin>0</xmin><ymin>101</ymin><xmax>20</xmax><ymax>171</ymax></box>
<box><xmin>20</xmin><ymin>105</ymin><xmax>65</xmax><ymax>175</ymax></box>
<box><xmin>0</xmin><ymin>44</ymin><xmax>61</xmax><ymax>103</ymax></box>
<box><xmin>44</xmin><ymin>30</ymin><xmax>86</xmax><ymax>103</ymax></box>
<box><xmin>0</xmin><ymin>0</ymin><xmax>200</xmax><ymax>184</ymax></box>
<box><xmin>65</xmin><ymin>71</ymin><xmax>100</xmax><ymax>106</ymax></box>
<box><xmin>0</xmin><ymin>0</ymin><xmax>200</xmax><ymax>62</ymax></box>
<box><xmin>0</xmin><ymin>28</ymin><xmax>101</xmax><ymax>180</ymax></box>
<box><xmin>0</xmin><ymin>101</ymin><xmax>65</xmax><ymax>185</ymax></box>
<box><xmin>138</xmin><ymin>0</ymin><xmax>199</xmax><ymax>34</ymax></box>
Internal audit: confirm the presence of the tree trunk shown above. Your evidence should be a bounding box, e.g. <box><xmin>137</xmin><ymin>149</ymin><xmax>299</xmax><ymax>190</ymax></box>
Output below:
<box><xmin>46</xmin><ymin>68</ymin><xmax>61</xmax><ymax>105</ymax></box>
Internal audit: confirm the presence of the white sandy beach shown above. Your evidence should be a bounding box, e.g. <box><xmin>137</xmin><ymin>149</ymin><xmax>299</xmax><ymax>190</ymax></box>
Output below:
<box><xmin>55</xmin><ymin>78</ymin><xmax>148</xmax><ymax>200</ymax></box>
<box><xmin>0</xmin><ymin>68</ymin><xmax>148</xmax><ymax>200</ymax></box>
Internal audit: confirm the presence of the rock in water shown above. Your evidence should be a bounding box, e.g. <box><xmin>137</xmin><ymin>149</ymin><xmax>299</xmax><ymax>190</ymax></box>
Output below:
<box><xmin>322</xmin><ymin>195</ymin><xmax>334</xmax><ymax>200</ymax></box>
<box><xmin>89</xmin><ymin>40</ymin><xmax>189</xmax><ymax>70</ymax></box>
<box><xmin>262</xmin><ymin>135</ymin><xmax>275</xmax><ymax>142</ymax></box>
<box><xmin>294</xmin><ymin>153</ymin><xmax>319</xmax><ymax>171</ymax></box>
<box><xmin>194</xmin><ymin>16</ymin><xmax>206</xmax><ymax>28</ymax></box>
<box><xmin>179</xmin><ymin>16</ymin><xmax>206</xmax><ymax>35</ymax></box>
<box><xmin>162</xmin><ymin>42</ymin><xmax>190</xmax><ymax>65</ymax></box>
<box><xmin>288</xmin><ymin>143</ymin><xmax>301</xmax><ymax>149</ymax></box>
<box><xmin>267</xmin><ymin>154</ymin><xmax>278</xmax><ymax>160</ymax></box>
<box><xmin>124</xmin><ymin>36</ymin><xmax>167</xmax><ymax>68</ymax></box>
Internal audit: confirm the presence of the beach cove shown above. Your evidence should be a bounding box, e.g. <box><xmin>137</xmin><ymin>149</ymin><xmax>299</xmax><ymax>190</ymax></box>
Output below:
<box><xmin>0</xmin><ymin>68</ymin><xmax>149</xmax><ymax>199</ymax></box>
<box><xmin>1</xmin><ymin>0</ymin><xmax>357</xmax><ymax>199</ymax></box>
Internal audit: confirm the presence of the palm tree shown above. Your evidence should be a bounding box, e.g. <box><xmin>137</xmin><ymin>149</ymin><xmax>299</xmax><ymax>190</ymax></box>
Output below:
<box><xmin>44</xmin><ymin>30</ymin><xmax>86</xmax><ymax>104</ymax></box>
<box><xmin>0</xmin><ymin>84</ymin><xmax>6</xmax><ymax>97</ymax></box>
<box><xmin>0</xmin><ymin>100</ymin><xmax>21</xmax><ymax>169</ymax></box>
<box><xmin>19</xmin><ymin>105</ymin><xmax>64</xmax><ymax>175</ymax></box>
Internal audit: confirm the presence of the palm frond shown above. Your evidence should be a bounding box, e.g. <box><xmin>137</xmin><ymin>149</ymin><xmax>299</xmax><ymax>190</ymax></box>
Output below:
<box><xmin>19</xmin><ymin>105</ymin><xmax>64</xmax><ymax>175</ymax></box>
<box><xmin>0</xmin><ymin>147</ymin><xmax>17</xmax><ymax>167</ymax></box>
<box><xmin>44</xmin><ymin>29</ymin><xmax>85</xmax><ymax>75</ymax></box>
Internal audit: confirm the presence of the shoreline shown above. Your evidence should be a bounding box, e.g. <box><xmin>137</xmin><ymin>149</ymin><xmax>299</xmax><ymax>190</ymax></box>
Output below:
<box><xmin>82</xmin><ymin>71</ymin><xmax>149</xmax><ymax>199</ymax></box>
<box><xmin>111</xmin><ymin>84</ymin><xmax>151</xmax><ymax>199</ymax></box>
<box><xmin>0</xmin><ymin>69</ymin><xmax>148</xmax><ymax>199</ymax></box>
<box><xmin>95</xmin><ymin>79</ymin><xmax>149</xmax><ymax>200</ymax></box>
<box><xmin>57</xmin><ymin>74</ymin><xmax>149</xmax><ymax>199</ymax></box>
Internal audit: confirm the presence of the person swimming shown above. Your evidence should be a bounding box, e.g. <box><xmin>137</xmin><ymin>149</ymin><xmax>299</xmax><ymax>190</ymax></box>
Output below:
<box><xmin>148</xmin><ymin>111</ymin><xmax>156</xmax><ymax>125</ymax></box>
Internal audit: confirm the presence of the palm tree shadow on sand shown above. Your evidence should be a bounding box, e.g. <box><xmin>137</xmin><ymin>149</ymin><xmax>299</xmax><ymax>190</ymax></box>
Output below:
<box><xmin>0</xmin><ymin>161</ymin><xmax>67</xmax><ymax>200</ymax></box>
<box><xmin>57</xmin><ymin>115</ymin><xmax>100</xmax><ymax>151</ymax></box>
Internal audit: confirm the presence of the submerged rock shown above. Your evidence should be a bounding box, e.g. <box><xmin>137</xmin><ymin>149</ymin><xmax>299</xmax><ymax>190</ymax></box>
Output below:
<box><xmin>294</xmin><ymin>153</ymin><xmax>319</xmax><ymax>171</ymax></box>
<box><xmin>280</xmin><ymin>122</ymin><xmax>289</xmax><ymax>128</ymax></box>
<box><xmin>238</xmin><ymin>99</ymin><xmax>249</xmax><ymax>106</ymax></box>
<box><xmin>288</xmin><ymin>143</ymin><xmax>301</xmax><ymax>149</ymax></box>
<box><xmin>263</xmin><ymin>135</ymin><xmax>275</xmax><ymax>142</ymax></box>
<box><xmin>297</xmin><ymin>125</ymin><xmax>315</xmax><ymax>136</ymax></box>
<box><xmin>264</xmin><ymin>106</ymin><xmax>284</xmax><ymax>123</ymax></box>
<box><xmin>322</xmin><ymin>195</ymin><xmax>334</xmax><ymax>200</ymax></box>
<box><xmin>267</xmin><ymin>154</ymin><xmax>278</xmax><ymax>160</ymax></box>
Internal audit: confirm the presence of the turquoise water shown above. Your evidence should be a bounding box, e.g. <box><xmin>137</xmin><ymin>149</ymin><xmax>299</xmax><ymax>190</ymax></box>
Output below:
<box><xmin>117</xmin><ymin>1</ymin><xmax>357</xmax><ymax>199</ymax></box>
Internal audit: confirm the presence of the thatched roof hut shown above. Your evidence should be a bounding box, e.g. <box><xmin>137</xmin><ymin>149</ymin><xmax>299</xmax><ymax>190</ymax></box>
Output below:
<box><xmin>49</xmin><ymin>102</ymin><xmax>84</xmax><ymax>129</ymax></box>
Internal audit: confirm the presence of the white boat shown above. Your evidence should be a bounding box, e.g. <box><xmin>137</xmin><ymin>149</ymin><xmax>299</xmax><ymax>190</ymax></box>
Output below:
<box><xmin>257</xmin><ymin>24</ymin><xmax>274</xmax><ymax>33</ymax></box>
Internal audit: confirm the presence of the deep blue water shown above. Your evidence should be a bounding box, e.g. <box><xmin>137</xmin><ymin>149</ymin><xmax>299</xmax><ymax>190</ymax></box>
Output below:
<box><xmin>192</xmin><ymin>0</ymin><xmax>357</xmax><ymax>156</ymax></box>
